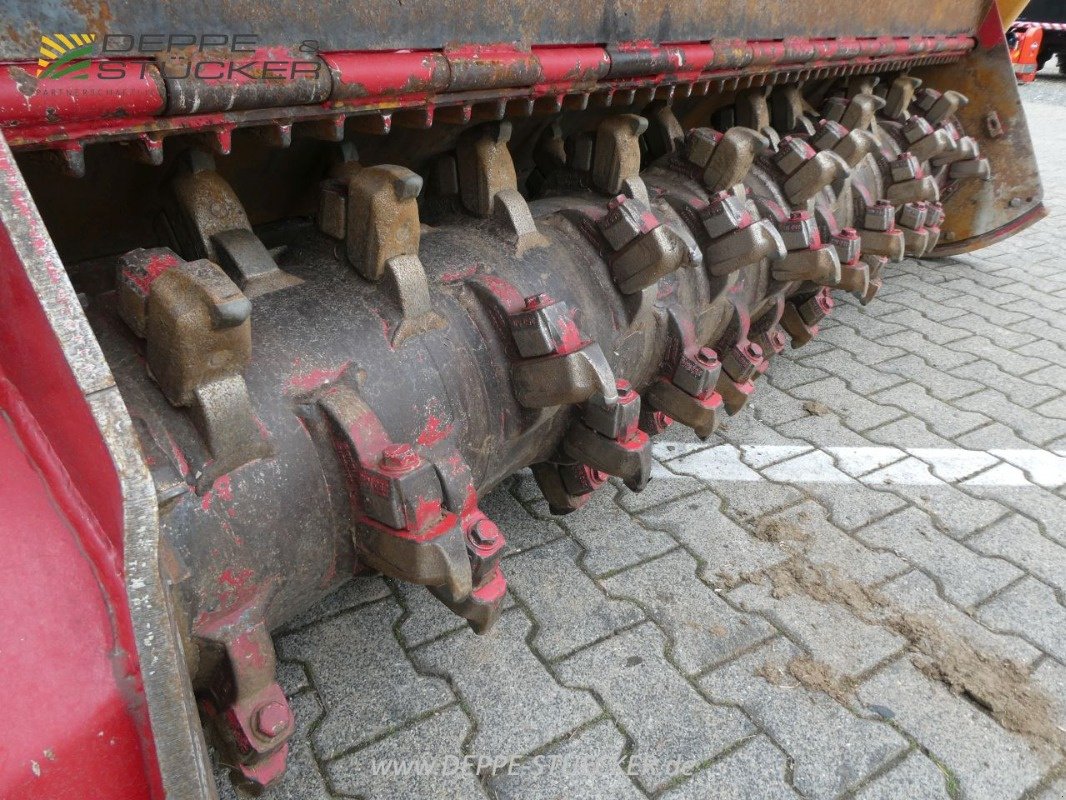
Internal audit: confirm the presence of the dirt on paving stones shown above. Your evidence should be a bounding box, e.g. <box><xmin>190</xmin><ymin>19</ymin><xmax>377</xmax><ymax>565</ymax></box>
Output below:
<box><xmin>888</xmin><ymin>613</ymin><xmax>1064</xmax><ymax>750</ymax></box>
<box><xmin>751</xmin><ymin>518</ymin><xmax>811</xmax><ymax>544</ymax></box>
<box><xmin>742</xmin><ymin>551</ymin><xmax>1063</xmax><ymax>751</ymax></box>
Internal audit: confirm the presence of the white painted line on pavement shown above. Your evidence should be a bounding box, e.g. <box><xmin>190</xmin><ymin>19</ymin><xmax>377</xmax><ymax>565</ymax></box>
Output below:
<box><xmin>651</xmin><ymin>443</ymin><xmax>1066</xmax><ymax>488</ymax></box>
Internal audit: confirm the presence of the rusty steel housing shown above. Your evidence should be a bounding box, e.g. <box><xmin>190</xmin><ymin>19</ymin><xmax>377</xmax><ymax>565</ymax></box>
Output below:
<box><xmin>0</xmin><ymin>1</ymin><xmax>1045</xmax><ymax>795</ymax></box>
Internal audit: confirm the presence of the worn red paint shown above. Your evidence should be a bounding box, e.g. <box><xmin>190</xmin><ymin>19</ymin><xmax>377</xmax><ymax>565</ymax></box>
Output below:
<box><xmin>285</xmin><ymin>360</ymin><xmax>351</xmax><ymax>392</ymax></box>
<box><xmin>417</xmin><ymin>414</ymin><xmax>454</xmax><ymax>447</ymax></box>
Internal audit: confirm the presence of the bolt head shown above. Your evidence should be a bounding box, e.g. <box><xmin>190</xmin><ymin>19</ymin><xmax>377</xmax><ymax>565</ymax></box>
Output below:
<box><xmin>696</xmin><ymin>347</ymin><xmax>719</xmax><ymax>367</ymax></box>
<box><xmin>380</xmin><ymin>443</ymin><xmax>420</xmax><ymax>472</ymax></box>
<box><xmin>523</xmin><ymin>293</ymin><xmax>550</xmax><ymax>311</ymax></box>
<box><xmin>469</xmin><ymin>519</ymin><xmax>501</xmax><ymax>548</ymax></box>
<box><xmin>254</xmin><ymin>701</ymin><xmax>290</xmax><ymax>740</ymax></box>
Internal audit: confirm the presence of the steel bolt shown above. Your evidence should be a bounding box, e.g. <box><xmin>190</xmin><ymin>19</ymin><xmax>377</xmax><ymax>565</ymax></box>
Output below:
<box><xmin>745</xmin><ymin>341</ymin><xmax>764</xmax><ymax>361</ymax></box>
<box><xmin>380</xmin><ymin>443</ymin><xmax>420</xmax><ymax>473</ymax></box>
<box><xmin>254</xmin><ymin>702</ymin><xmax>290</xmax><ymax>740</ymax></box>
<box><xmin>469</xmin><ymin>519</ymin><xmax>501</xmax><ymax>548</ymax></box>
<box><xmin>523</xmin><ymin>293</ymin><xmax>550</xmax><ymax>311</ymax></box>
<box><xmin>696</xmin><ymin>347</ymin><xmax>719</xmax><ymax>367</ymax></box>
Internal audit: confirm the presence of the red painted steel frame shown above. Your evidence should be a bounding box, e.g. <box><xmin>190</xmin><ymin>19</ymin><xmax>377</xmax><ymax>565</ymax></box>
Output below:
<box><xmin>0</xmin><ymin>140</ymin><xmax>160</xmax><ymax>797</ymax></box>
<box><xmin>0</xmin><ymin>34</ymin><xmax>975</xmax><ymax>150</ymax></box>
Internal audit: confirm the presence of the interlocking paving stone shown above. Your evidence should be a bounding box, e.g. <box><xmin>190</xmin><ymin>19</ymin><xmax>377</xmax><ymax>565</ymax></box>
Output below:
<box><xmin>613</xmin><ymin>460</ymin><xmax>705</xmax><ymax>513</ymax></box>
<box><xmin>852</xmin><ymin>751</ymin><xmax>953</xmax><ymax>800</ymax></box>
<box><xmin>325</xmin><ymin>706</ymin><xmax>486</xmax><ymax>800</ymax></box>
<box><xmin>556</xmin><ymin>623</ymin><xmax>754</xmax><ymax>794</ymax></box>
<box><xmin>790</xmin><ymin>377</ymin><xmax>906</xmax><ymax>432</ymax></box>
<box><xmin>489</xmin><ymin>721</ymin><xmax>644</xmax><ymax>800</ymax></box>
<box><xmin>278</xmin><ymin>599</ymin><xmax>455</xmax><ymax>760</ymax></box>
<box><xmin>970</xmin><ymin>516</ymin><xmax>1066</xmax><ymax>594</ymax></box>
<box><xmin>860</xmin><ymin>458</ymin><xmax>1008</xmax><ymax>538</ymax></box>
<box><xmin>876</xmin><ymin>353</ymin><xmax>983</xmax><ymax>401</ymax></box>
<box><xmin>602</xmin><ymin>549</ymin><xmax>775</xmax><ymax>674</ymax></box>
<box><xmin>411</xmin><ymin>611</ymin><xmax>601</xmax><ymax>757</ymax></box>
<box><xmin>855</xmin><ymin>508</ymin><xmax>1022</xmax><ymax>609</ymax></box>
<box><xmin>858</xmin><ymin>660</ymin><xmax>1048</xmax><ymax>800</ymax></box>
<box><xmin>280</xmin><ymin>576</ymin><xmax>391</xmax><ymax>633</ymax></box>
<box><xmin>871</xmin><ymin>383</ymin><xmax>990</xmax><ymax>439</ymax></box>
<box><xmin>875</xmin><ymin>570</ymin><xmax>1041</xmax><ymax>665</ymax></box>
<box><xmin>730</xmin><ymin>581</ymin><xmax>906</xmax><ymax>678</ymax></box>
<box><xmin>660</xmin><ymin>736</ymin><xmax>801</xmax><ymax>800</ymax></box>
<box><xmin>554</xmin><ymin>491</ymin><xmax>676</xmax><ymax>577</ymax></box>
<box><xmin>977</xmin><ymin>577</ymin><xmax>1066</xmax><ymax>663</ymax></box>
<box><xmin>505</xmin><ymin>537</ymin><xmax>644</xmax><ymax>660</ymax></box>
<box><xmin>956</xmin><ymin>389</ymin><xmax>1066</xmax><ymax>447</ymax></box>
<box><xmin>950</xmin><ymin>358</ymin><xmax>1061</xmax><ymax>408</ymax></box>
<box><xmin>699</xmin><ymin>640</ymin><xmax>908</xmax><ymax>800</ymax></box>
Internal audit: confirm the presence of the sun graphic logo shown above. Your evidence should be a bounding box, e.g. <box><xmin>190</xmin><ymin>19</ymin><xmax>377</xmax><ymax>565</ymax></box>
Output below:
<box><xmin>37</xmin><ymin>34</ymin><xmax>97</xmax><ymax>79</ymax></box>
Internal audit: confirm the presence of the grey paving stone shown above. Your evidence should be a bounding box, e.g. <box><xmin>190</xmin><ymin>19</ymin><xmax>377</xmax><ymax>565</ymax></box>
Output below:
<box><xmin>950</xmin><ymin>358</ymin><xmax>1061</xmax><ymax>409</ymax></box>
<box><xmin>325</xmin><ymin>705</ymin><xmax>486</xmax><ymax>800</ymax></box>
<box><xmin>832</xmin><ymin>302</ymin><xmax>909</xmax><ymax>338</ymax></box>
<box><xmin>876</xmin><ymin>353</ymin><xmax>983</xmax><ymax>401</ymax></box>
<box><xmin>718</xmin><ymin>480</ymin><xmax>810</xmax><ymax>525</ymax></box>
<box><xmin>796</xmin><ymin>349</ymin><xmax>903</xmax><ymax>395</ymax></box>
<box><xmin>856</xmin><ymin>507</ymin><xmax>1023</xmax><ymax>609</ymax></box>
<box><xmin>215</xmin><ymin>691</ymin><xmax>331</xmax><ymax>800</ymax></box>
<box><xmin>864</xmin><ymin>417</ymin><xmax>958</xmax><ymax>450</ymax></box>
<box><xmin>765</xmin><ymin>355</ymin><xmax>829</xmax><ymax>390</ymax></box>
<box><xmin>949</xmin><ymin>313</ymin><xmax>1041</xmax><ymax>349</ymax></box>
<box><xmin>792</xmin><ymin>480</ymin><xmax>907</xmax><ymax>532</ymax></box>
<box><xmin>879</xmin><ymin>331</ymin><xmax>977</xmax><ymax>370</ymax></box>
<box><xmin>955</xmin><ymin>421</ymin><xmax>1045</xmax><ymax>451</ymax></box>
<box><xmin>480</xmin><ymin>485</ymin><xmax>567</xmax><ymax>555</ymax></box>
<box><xmin>556</xmin><ymin>622</ymin><xmax>754</xmax><ymax>793</ymax></box>
<box><xmin>859</xmin><ymin>458</ymin><xmax>1007</xmax><ymax>538</ymax></box>
<box><xmin>613</xmin><ymin>459</ymin><xmax>705</xmax><ymax>513</ymax></box>
<box><xmin>1031</xmin><ymin>658</ymin><xmax>1066</xmax><ymax>734</ymax></box>
<box><xmin>775</xmin><ymin>412</ymin><xmax>878</xmax><ymax>447</ymax></box>
<box><xmin>756</xmin><ymin>500</ymin><xmax>909</xmax><ymax>586</ymax></box>
<box><xmin>730</xmin><ymin>580</ymin><xmax>906</xmax><ymax>677</ymax></box>
<box><xmin>871</xmin><ymin>383</ymin><xmax>990</xmax><ymax>439</ymax></box>
<box><xmin>603</xmin><ymin>549</ymin><xmax>775</xmax><ymax>674</ymax></box>
<box><xmin>716</xmin><ymin>410</ymin><xmax>802</xmax><ymax>446</ymax></box>
<box><xmin>971</xmin><ymin>516</ymin><xmax>1066</xmax><ymax>594</ymax></box>
<box><xmin>699</xmin><ymin>639</ymin><xmax>907</xmax><ymax>800</ymax></box>
<box><xmin>394</xmin><ymin>578</ymin><xmax>514</xmax><ymax>649</ymax></box>
<box><xmin>880</xmin><ymin>288</ymin><xmax>968</xmax><ymax>322</ymax></box>
<box><xmin>746</xmin><ymin>382</ymin><xmax>814</xmax><ymax>426</ymax></box>
<box><xmin>814</xmin><ymin>323</ymin><xmax>906</xmax><ymax>365</ymax></box>
<box><xmin>280</xmin><ymin>576</ymin><xmax>392</xmax><ymax>633</ymax></box>
<box><xmin>967</xmin><ymin>485</ymin><xmax>1066</xmax><ymax>548</ymax></box>
<box><xmin>489</xmin><ymin>721</ymin><xmax>644</xmax><ymax>800</ymax></box>
<box><xmin>876</xmin><ymin>570</ymin><xmax>1041</xmax><ymax>666</ymax></box>
<box><xmin>858</xmin><ymin>659</ymin><xmax>1048</xmax><ymax>800</ymax></box>
<box><xmin>276</xmin><ymin>660</ymin><xmax>311</xmax><ymax>697</ymax></box>
<box><xmin>660</xmin><ymin>735</ymin><xmax>801</xmax><ymax>800</ymax></box>
<box><xmin>554</xmin><ymin>491</ymin><xmax>676</xmax><ymax>577</ymax></box>
<box><xmin>505</xmin><ymin>537</ymin><xmax>644</xmax><ymax>661</ymax></box>
<box><xmin>956</xmin><ymin>390</ymin><xmax>1066</xmax><ymax>447</ymax></box>
<box><xmin>412</xmin><ymin>610</ymin><xmax>600</xmax><ymax>757</ymax></box>
<box><xmin>978</xmin><ymin>577</ymin><xmax>1066</xmax><ymax>663</ymax></box>
<box><xmin>877</xmin><ymin>307</ymin><xmax>970</xmax><ymax>345</ymax></box>
<box><xmin>278</xmin><ymin>598</ymin><xmax>454</xmax><ymax>760</ymax></box>
<box><xmin>853</xmin><ymin>751</ymin><xmax>952</xmax><ymax>800</ymax></box>
<box><xmin>1025</xmin><ymin>363</ymin><xmax>1066</xmax><ymax>391</ymax></box>
<box><xmin>1036</xmin><ymin>775</ymin><xmax>1066</xmax><ymax>800</ymax></box>
<box><xmin>791</xmin><ymin>377</ymin><xmax>906</xmax><ymax>432</ymax></box>
<box><xmin>638</xmin><ymin>494</ymin><xmax>792</xmax><ymax>584</ymax></box>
